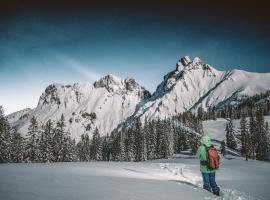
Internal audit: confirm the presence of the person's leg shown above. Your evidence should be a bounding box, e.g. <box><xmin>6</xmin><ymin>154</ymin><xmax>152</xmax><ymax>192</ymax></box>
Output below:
<box><xmin>209</xmin><ymin>172</ymin><xmax>220</xmax><ymax>196</ymax></box>
<box><xmin>201</xmin><ymin>173</ymin><xmax>211</xmax><ymax>192</ymax></box>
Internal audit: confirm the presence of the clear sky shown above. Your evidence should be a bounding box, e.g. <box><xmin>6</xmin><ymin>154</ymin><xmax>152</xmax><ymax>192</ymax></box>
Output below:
<box><xmin>1</xmin><ymin>0</ymin><xmax>270</xmax><ymax>115</ymax></box>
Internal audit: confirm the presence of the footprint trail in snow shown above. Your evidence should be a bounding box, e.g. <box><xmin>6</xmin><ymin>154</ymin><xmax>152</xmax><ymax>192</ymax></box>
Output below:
<box><xmin>159</xmin><ymin>163</ymin><xmax>261</xmax><ymax>200</ymax></box>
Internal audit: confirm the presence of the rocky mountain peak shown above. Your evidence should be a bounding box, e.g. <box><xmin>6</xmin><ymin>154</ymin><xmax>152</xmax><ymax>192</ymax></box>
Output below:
<box><xmin>176</xmin><ymin>56</ymin><xmax>204</xmax><ymax>71</ymax></box>
<box><xmin>93</xmin><ymin>74</ymin><xmax>124</xmax><ymax>92</ymax></box>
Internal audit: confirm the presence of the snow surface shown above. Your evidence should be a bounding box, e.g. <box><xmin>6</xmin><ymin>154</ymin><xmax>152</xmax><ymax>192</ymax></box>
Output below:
<box><xmin>6</xmin><ymin>108</ymin><xmax>31</xmax><ymax>124</ymax></box>
<box><xmin>0</xmin><ymin>155</ymin><xmax>269</xmax><ymax>200</ymax></box>
<box><xmin>203</xmin><ymin>116</ymin><xmax>270</xmax><ymax>141</ymax></box>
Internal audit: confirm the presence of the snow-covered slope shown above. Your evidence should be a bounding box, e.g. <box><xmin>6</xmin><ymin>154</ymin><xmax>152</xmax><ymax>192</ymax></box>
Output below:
<box><xmin>10</xmin><ymin>75</ymin><xmax>150</xmax><ymax>140</ymax></box>
<box><xmin>1</xmin><ymin>155</ymin><xmax>269</xmax><ymax>200</ymax></box>
<box><xmin>6</xmin><ymin>108</ymin><xmax>32</xmax><ymax>124</ymax></box>
<box><xmin>133</xmin><ymin>56</ymin><xmax>270</xmax><ymax>121</ymax></box>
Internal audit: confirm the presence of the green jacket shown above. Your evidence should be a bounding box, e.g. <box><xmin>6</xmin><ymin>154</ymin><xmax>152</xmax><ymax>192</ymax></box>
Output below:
<box><xmin>196</xmin><ymin>135</ymin><xmax>216</xmax><ymax>173</ymax></box>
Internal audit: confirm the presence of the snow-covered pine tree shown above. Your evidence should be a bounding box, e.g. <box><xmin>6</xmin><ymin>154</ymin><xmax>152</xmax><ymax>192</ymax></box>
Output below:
<box><xmin>91</xmin><ymin>128</ymin><xmax>102</xmax><ymax>161</ymax></box>
<box><xmin>165</xmin><ymin>118</ymin><xmax>174</xmax><ymax>157</ymax></box>
<box><xmin>190</xmin><ymin>134</ymin><xmax>200</xmax><ymax>155</ymax></box>
<box><xmin>255</xmin><ymin>110</ymin><xmax>268</xmax><ymax>161</ymax></box>
<box><xmin>146</xmin><ymin>120</ymin><xmax>157</xmax><ymax>160</ymax></box>
<box><xmin>111</xmin><ymin>133</ymin><xmax>121</xmax><ymax>161</ymax></box>
<box><xmin>54</xmin><ymin>114</ymin><xmax>66</xmax><ymax>162</ymax></box>
<box><xmin>266</xmin><ymin>122</ymin><xmax>270</xmax><ymax>160</ymax></box>
<box><xmin>77</xmin><ymin>134</ymin><xmax>91</xmax><ymax>161</ymax></box>
<box><xmin>0</xmin><ymin>106</ymin><xmax>11</xmax><ymax>163</ymax></box>
<box><xmin>9</xmin><ymin>131</ymin><xmax>25</xmax><ymax>163</ymax></box>
<box><xmin>26</xmin><ymin>116</ymin><xmax>39</xmax><ymax>162</ymax></box>
<box><xmin>173</xmin><ymin>119</ymin><xmax>180</xmax><ymax>154</ymax></box>
<box><xmin>157</xmin><ymin>120</ymin><xmax>169</xmax><ymax>159</ymax></box>
<box><xmin>142</xmin><ymin>118</ymin><xmax>148</xmax><ymax>161</ymax></box>
<box><xmin>249</xmin><ymin>112</ymin><xmax>257</xmax><ymax>159</ymax></box>
<box><xmin>102</xmin><ymin>134</ymin><xmax>110</xmax><ymax>161</ymax></box>
<box><xmin>225</xmin><ymin>118</ymin><xmax>237</xmax><ymax>150</ymax></box>
<box><xmin>39</xmin><ymin>119</ymin><xmax>54</xmax><ymax>162</ymax></box>
<box><xmin>64</xmin><ymin>137</ymin><xmax>76</xmax><ymax>162</ymax></box>
<box><xmin>133</xmin><ymin>117</ymin><xmax>144</xmax><ymax>162</ymax></box>
<box><xmin>125</xmin><ymin>127</ymin><xmax>135</xmax><ymax>161</ymax></box>
<box><xmin>240</xmin><ymin>114</ymin><xmax>249</xmax><ymax>160</ymax></box>
<box><xmin>197</xmin><ymin>107</ymin><xmax>205</xmax><ymax>121</ymax></box>
<box><xmin>119</xmin><ymin>128</ymin><xmax>126</xmax><ymax>161</ymax></box>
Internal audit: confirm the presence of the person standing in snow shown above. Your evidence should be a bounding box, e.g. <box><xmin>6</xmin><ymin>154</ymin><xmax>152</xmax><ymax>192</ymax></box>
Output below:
<box><xmin>196</xmin><ymin>134</ymin><xmax>220</xmax><ymax>196</ymax></box>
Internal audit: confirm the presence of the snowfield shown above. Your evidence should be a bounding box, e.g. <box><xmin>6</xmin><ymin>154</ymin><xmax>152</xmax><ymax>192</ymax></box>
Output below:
<box><xmin>1</xmin><ymin>155</ymin><xmax>269</xmax><ymax>200</ymax></box>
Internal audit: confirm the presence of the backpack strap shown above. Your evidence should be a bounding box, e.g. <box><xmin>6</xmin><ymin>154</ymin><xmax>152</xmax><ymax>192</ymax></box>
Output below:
<box><xmin>202</xmin><ymin>144</ymin><xmax>209</xmax><ymax>166</ymax></box>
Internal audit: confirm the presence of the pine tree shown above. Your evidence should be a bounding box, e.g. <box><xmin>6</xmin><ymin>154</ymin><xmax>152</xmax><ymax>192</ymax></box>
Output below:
<box><xmin>133</xmin><ymin>118</ymin><xmax>144</xmax><ymax>162</ymax></box>
<box><xmin>255</xmin><ymin>110</ymin><xmax>268</xmax><ymax>160</ymax></box>
<box><xmin>225</xmin><ymin>118</ymin><xmax>237</xmax><ymax>150</ymax></box>
<box><xmin>142</xmin><ymin>118</ymin><xmax>148</xmax><ymax>161</ymax></box>
<box><xmin>64</xmin><ymin>137</ymin><xmax>76</xmax><ymax>162</ymax></box>
<box><xmin>190</xmin><ymin>134</ymin><xmax>199</xmax><ymax>155</ymax></box>
<box><xmin>157</xmin><ymin>121</ymin><xmax>168</xmax><ymax>159</ymax></box>
<box><xmin>26</xmin><ymin>116</ymin><xmax>39</xmax><ymax>162</ymax></box>
<box><xmin>264</xmin><ymin>122</ymin><xmax>270</xmax><ymax>160</ymax></box>
<box><xmin>55</xmin><ymin>114</ymin><xmax>66</xmax><ymax>162</ymax></box>
<box><xmin>102</xmin><ymin>134</ymin><xmax>110</xmax><ymax>161</ymax></box>
<box><xmin>39</xmin><ymin>119</ymin><xmax>54</xmax><ymax>162</ymax></box>
<box><xmin>166</xmin><ymin>119</ymin><xmax>174</xmax><ymax>157</ymax></box>
<box><xmin>119</xmin><ymin>128</ymin><xmax>126</xmax><ymax>161</ymax></box>
<box><xmin>197</xmin><ymin>107</ymin><xmax>204</xmax><ymax>121</ymax></box>
<box><xmin>10</xmin><ymin>131</ymin><xmax>25</xmax><ymax>163</ymax></box>
<box><xmin>0</xmin><ymin>106</ymin><xmax>11</xmax><ymax>163</ymax></box>
<box><xmin>240</xmin><ymin>114</ymin><xmax>249</xmax><ymax>160</ymax></box>
<box><xmin>77</xmin><ymin>134</ymin><xmax>91</xmax><ymax>161</ymax></box>
<box><xmin>111</xmin><ymin>133</ymin><xmax>121</xmax><ymax>161</ymax></box>
<box><xmin>146</xmin><ymin>120</ymin><xmax>157</xmax><ymax>160</ymax></box>
<box><xmin>249</xmin><ymin>112</ymin><xmax>257</xmax><ymax>159</ymax></box>
<box><xmin>91</xmin><ymin>128</ymin><xmax>102</xmax><ymax>161</ymax></box>
<box><xmin>125</xmin><ymin>127</ymin><xmax>135</xmax><ymax>161</ymax></box>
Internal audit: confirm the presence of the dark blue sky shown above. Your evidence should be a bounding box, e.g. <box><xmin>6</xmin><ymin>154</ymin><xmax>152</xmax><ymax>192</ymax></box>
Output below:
<box><xmin>1</xmin><ymin>0</ymin><xmax>270</xmax><ymax>114</ymax></box>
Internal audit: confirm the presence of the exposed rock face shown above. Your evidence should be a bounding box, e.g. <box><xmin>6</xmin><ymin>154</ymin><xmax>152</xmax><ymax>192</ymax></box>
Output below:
<box><xmin>94</xmin><ymin>74</ymin><xmax>123</xmax><ymax>92</ymax></box>
<box><xmin>132</xmin><ymin>56</ymin><xmax>270</xmax><ymax>122</ymax></box>
<box><xmin>9</xmin><ymin>75</ymin><xmax>151</xmax><ymax>141</ymax></box>
<box><xmin>176</xmin><ymin>56</ymin><xmax>192</xmax><ymax>71</ymax></box>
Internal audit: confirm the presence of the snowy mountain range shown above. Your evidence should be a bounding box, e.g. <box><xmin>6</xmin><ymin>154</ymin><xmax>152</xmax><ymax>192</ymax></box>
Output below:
<box><xmin>8</xmin><ymin>56</ymin><xmax>270</xmax><ymax>140</ymax></box>
<box><xmin>9</xmin><ymin>75</ymin><xmax>150</xmax><ymax>140</ymax></box>
<box><xmin>133</xmin><ymin>56</ymin><xmax>270</xmax><ymax>120</ymax></box>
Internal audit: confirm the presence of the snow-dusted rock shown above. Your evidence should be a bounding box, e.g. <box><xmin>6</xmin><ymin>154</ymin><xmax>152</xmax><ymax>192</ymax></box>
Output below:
<box><xmin>9</xmin><ymin>75</ymin><xmax>150</xmax><ymax>141</ymax></box>
<box><xmin>133</xmin><ymin>56</ymin><xmax>270</xmax><ymax>121</ymax></box>
<box><xmin>6</xmin><ymin>108</ymin><xmax>32</xmax><ymax>124</ymax></box>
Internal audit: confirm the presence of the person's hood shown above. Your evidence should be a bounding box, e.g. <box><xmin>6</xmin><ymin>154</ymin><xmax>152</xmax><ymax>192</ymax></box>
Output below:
<box><xmin>200</xmin><ymin>134</ymin><xmax>211</xmax><ymax>147</ymax></box>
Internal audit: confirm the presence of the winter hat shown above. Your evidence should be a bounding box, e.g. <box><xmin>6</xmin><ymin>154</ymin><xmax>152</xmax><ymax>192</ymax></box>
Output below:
<box><xmin>200</xmin><ymin>134</ymin><xmax>211</xmax><ymax>147</ymax></box>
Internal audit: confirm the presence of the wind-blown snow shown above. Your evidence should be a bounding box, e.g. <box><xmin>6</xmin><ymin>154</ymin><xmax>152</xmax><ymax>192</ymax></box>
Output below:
<box><xmin>0</xmin><ymin>154</ymin><xmax>269</xmax><ymax>200</ymax></box>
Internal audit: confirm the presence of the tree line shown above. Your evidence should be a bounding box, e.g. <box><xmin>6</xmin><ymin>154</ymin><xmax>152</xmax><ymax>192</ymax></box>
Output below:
<box><xmin>0</xmin><ymin>106</ymin><xmax>202</xmax><ymax>163</ymax></box>
<box><xmin>225</xmin><ymin>108</ymin><xmax>270</xmax><ymax>161</ymax></box>
<box><xmin>197</xmin><ymin>90</ymin><xmax>270</xmax><ymax>121</ymax></box>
